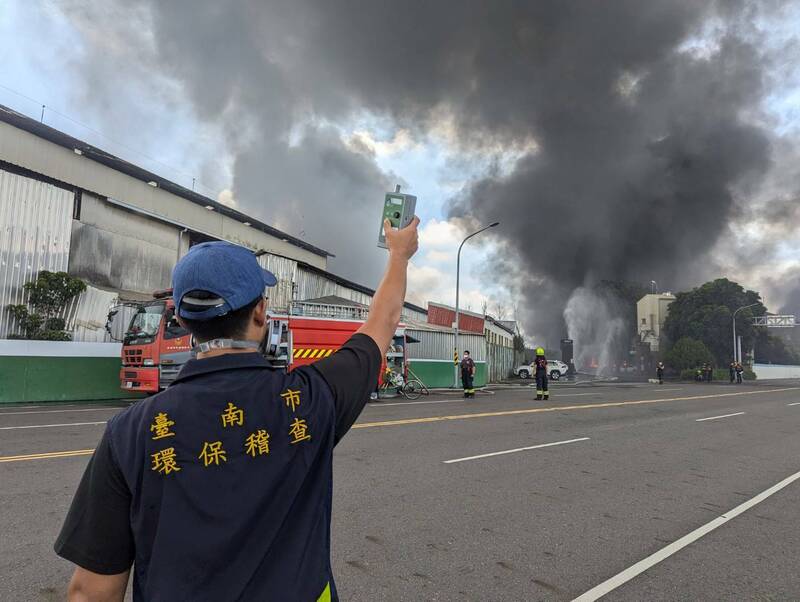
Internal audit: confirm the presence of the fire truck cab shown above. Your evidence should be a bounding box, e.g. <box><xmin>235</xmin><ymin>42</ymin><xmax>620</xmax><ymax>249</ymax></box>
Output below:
<box><xmin>119</xmin><ymin>290</ymin><xmax>192</xmax><ymax>392</ymax></box>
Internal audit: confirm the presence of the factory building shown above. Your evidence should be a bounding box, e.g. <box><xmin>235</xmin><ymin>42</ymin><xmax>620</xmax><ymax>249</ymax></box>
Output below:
<box><xmin>0</xmin><ymin>103</ymin><xmax>426</xmax><ymax>340</ymax></box>
<box><xmin>636</xmin><ymin>292</ymin><xmax>676</xmax><ymax>352</ymax></box>
<box><xmin>0</xmin><ymin>104</ymin><xmax>426</xmax><ymax>401</ymax></box>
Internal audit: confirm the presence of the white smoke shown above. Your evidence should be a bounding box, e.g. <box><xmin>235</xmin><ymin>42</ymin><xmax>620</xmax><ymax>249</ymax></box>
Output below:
<box><xmin>563</xmin><ymin>287</ymin><xmax>626</xmax><ymax>376</ymax></box>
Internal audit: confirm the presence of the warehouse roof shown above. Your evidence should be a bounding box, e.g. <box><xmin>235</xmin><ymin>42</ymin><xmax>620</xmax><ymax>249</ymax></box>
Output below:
<box><xmin>0</xmin><ymin>103</ymin><xmax>331</xmax><ymax>258</ymax></box>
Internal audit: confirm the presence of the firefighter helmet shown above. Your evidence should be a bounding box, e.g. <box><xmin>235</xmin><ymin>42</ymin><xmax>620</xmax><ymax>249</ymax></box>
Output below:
<box><xmin>535</xmin><ymin>347</ymin><xmax>545</xmax><ymax>356</ymax></box>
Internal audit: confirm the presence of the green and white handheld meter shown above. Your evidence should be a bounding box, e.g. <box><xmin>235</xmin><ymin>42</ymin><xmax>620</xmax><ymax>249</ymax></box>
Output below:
<box><xmin>378</xmin><ymin>186</ymin><xmax>416</xmax><ymax>249</ymax></box>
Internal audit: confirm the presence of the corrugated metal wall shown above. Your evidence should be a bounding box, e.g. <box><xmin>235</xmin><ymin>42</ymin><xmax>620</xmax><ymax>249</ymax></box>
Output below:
<box><xmin>487</xmin><ymin>342</ymin><xmax>515</xmax><ymax>382</ymax></box>
<box><xmin>257</xmin><ymin>254</ymin><xmax>298</xmax><ymax>313</ymax></box>
<box><xmin>0</xmin><ymin>169</ymin><xmax>73</xmax><ymax>337</ymax></box>
<box><xmin>68</xmin><ymin>285</ymin><xmax>120</xmax><ymax>342</ymax></box>
<box><xmin>406</xmin><ymin>329</ymin><xmax>486</xmax><ymax>362</ymax></box>
<box><xmin>295</xmin><ymin>267</ymin><xmax>373</xmax><ymax>307</ymax></box>
<box><xmin>292</xmin><ymin>266</ymin><xmax>427</xmax><ymax>322</ymax></box>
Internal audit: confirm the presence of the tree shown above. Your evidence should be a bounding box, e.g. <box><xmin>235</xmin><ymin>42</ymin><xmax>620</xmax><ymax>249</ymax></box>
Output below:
<box><xmin>664</xmin><ymin>337</ymin><xmax>713</xmax><ymax>370</ymax></box>
<box><xmin>6</xmin><ymin>271</ymin><xmax>86</xmax><ymax>341</ymax></box>
<box><xmin>492</xmin><ymin>302</ymin><xmax>508</xmax><ymax>321</ymax></box>
<box><xmin>662</xmin><ymin>278</ymin><xmax>765</xmax><ymax>366</ymax></box>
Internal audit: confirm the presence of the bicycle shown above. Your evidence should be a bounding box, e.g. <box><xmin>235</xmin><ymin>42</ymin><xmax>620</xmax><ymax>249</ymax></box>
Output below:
<box><xmin>404</xmin><ymin>366</ymin><xmax>429</xmax><ymax>400</ymax></box>
<box><xmin>378</xmin><ymin>369</ymin><xmax>430</xmax><ymax>400</ymax></box>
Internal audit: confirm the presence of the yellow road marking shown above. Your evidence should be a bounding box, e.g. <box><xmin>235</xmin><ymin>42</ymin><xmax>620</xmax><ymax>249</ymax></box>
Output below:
<box><xmin>351</xmin><ymin>387</ymin><xmax>800</xmax><ymax>430</ymax></box>
<box><xmin>3</xmin><ymin>387</ymin><xmax>797</xmax><ymax>463</ymax></box>
<box><xmin>0</xmin><ymin>449</ymin><xmax>95</xmax><ymax>463</ymax></box>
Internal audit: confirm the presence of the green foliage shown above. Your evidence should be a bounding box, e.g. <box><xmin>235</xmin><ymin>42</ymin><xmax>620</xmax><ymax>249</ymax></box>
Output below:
<box><xmin>5</xmin><ymin>271</ymin><xmax>85</xmax><ymax>341</ymax></box>
<box><xmin>662</xmin><ymin>278</ymin><xmax>764</xmax><ymax>366</ymax></box>
<box><xmin>37</xmin><ymin>329</ymin><xmax>72</xmax><ymax>341</ymax></box>
<box><xmin>664</xmin><ymin>337</ymin><xmax>713</xmax><ymax>371</ymax></box>
<box><xmin>679</xmin><ymin>367</ymin><xmax>755</xmax><ymax>381</ymax></box>
<box><xmin>513</xmin><ymin>334</ymin><xmax>526</xmax><ymax>354</ymax></box>
<box><xmin>680</xmin><ymin>368</ymin><xmax>702</xmax><ymax>381</ymax></box>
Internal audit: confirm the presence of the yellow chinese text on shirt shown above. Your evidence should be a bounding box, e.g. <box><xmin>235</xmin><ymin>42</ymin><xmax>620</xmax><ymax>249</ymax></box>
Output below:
<box><xmin>221</xmin><ymin>402</ymin><xmax>244</xmax><ymax>428</ymax></box>
<box><xmin>151</xmin><ymin>447</ymin><xmax>180</xmax><ymax>475</ymax></box>
<box><xmin>199</xmin><ymin>441</ymin><xmax>227</xmax><ymax>466</ymax></box>
<box><xmin>281</xmin><ymin>388</ymin><xmax>302</xmax><ymax>412</ymax></box>
<box><xmin>150</xmin><ymin>412</ymin><xmax>176</xmax><ymax>440</ymax></box>
<box><xmin>245</xmin><ymin>430</ymin><xmax>270</xmax><ymax>457</ymax></box>
<box><xmin>288</xmin><ymin>418</ymin><xmax>311</xmax><ymax>444</ymax></box>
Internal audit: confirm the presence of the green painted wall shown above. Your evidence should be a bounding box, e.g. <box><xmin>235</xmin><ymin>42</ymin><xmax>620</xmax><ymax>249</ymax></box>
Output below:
<box><xmin>408</xmin><ymin>360</ymin><xmax>486</xmax><ymax>388</ymax></box>
<box><xmin>0</xmin><ymin>356</ymin><xmax>143</xmax><ymax>403</ymax></box>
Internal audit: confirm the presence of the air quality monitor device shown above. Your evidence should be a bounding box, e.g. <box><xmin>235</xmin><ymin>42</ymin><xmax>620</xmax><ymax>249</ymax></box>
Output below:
<box><xmin>378</xmin><ymin>186</ymin><xmax>416</xmax><ymax>249</ymax></box>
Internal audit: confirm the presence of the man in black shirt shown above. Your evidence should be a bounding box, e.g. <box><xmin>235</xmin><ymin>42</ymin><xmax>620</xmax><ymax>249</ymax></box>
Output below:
<box><xmin>55</xmin><ymin>217</ymin><xmax>419</xmax><ymax>601</ymax></box>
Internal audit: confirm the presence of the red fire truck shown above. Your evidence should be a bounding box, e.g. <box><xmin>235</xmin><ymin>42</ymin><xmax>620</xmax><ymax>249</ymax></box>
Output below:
<box><xmin>116</xmin><ymin>293</ymin><xmax>406</xmax><ymax>394</ymax></box>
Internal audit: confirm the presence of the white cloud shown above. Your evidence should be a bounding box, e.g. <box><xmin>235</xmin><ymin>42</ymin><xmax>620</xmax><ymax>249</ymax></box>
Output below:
<box><xmin>405</xmin><ymin>217</ymin><xmax>516</xmax><ymax>317</ymax></box>
<box><xmin>348</xmin><ymin>128</ymin><xmax>420</xmax><ymax>157</ymax></box>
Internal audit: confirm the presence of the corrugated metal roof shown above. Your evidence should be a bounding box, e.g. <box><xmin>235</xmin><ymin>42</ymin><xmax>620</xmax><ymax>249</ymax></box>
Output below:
<box><xmin>0</xmin><ymin>103</ymin><xmax>332</xmax><ymax>259</ymax></box>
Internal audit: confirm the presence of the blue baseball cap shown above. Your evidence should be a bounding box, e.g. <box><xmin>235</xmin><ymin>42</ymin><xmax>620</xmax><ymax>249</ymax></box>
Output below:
<box><xmin>172</xmin><ymin>241</ymin><xmax>277</xmax><ymax>320</ymax></box>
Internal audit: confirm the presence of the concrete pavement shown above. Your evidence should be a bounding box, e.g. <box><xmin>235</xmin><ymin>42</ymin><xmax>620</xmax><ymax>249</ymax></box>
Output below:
<box><xmin>2</xmin><ymin>382</ymin><xmax>799</xmax><ymax>600</ymax></box>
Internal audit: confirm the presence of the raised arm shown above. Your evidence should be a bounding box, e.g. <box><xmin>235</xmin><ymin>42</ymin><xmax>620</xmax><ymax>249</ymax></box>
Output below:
<box><xmin>357</xmin><ymin>217</ymin><xmax>419</xmax><ymax>353</ymax></box>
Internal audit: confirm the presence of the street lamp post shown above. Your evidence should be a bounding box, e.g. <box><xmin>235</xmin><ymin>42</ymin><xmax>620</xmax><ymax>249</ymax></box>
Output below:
<box><xmin>732</xmin><ymin>303</ymin><xmax>759</xmax><ymax>364</ymax></box>
<box><xmin>453</xmin><ymin>221</ymin><xmax>500</xmax><ymax>387</ymax></box>
<box><xmin>650</xmin><ymin>280</ymin><xmax>657</xmax><ymax>294</ymax></box>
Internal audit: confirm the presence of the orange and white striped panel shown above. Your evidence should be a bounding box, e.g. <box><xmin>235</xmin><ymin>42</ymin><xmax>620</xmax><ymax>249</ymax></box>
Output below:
<box><xmin>292</xmin><ymin>348</ymin><xmax>335</xmax><ymax>359</ymax></box>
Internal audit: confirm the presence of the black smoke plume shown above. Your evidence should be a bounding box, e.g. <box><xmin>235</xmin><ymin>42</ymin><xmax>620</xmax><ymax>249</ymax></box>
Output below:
<box><xmin>58</xmin><ymin>1</ymin><xmax>794</xmax><ymax>342</ymax></box>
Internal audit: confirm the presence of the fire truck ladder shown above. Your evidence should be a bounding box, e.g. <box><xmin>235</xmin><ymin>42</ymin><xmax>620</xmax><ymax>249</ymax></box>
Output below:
<box><xmin>290</xmin><ymin>301</ymin><xmax>370</xmax><ymax>321</ymax></box>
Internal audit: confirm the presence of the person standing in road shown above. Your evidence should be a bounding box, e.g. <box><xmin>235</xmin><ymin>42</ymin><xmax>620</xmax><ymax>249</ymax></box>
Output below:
<box><xmin>729</xmin><ymin>361</ymin><xmax>736</xmax><ymax>383</ymax></box>
<box><xmin>736</xmin><ymin>362</ymin><xmax>744</xmax><ymax>384</ymax></box>
<box><xmin>656</xmin><ymin>361</ymin><xmax>664</xmax><ymax>385</ymax></box>
<box><xmin>460</xmin><ymin>350</ymin><xmax>476</xmax><ymax>398</ymax></box>
<box><xmin>54</xmin><ymin>217</ymin><xmax>419</xmax><ymax>602</ymax></box>
<box><xmin>534</xmin><ymin>347</ymin><xmax>549</xmax><ymax>401</ymax></box>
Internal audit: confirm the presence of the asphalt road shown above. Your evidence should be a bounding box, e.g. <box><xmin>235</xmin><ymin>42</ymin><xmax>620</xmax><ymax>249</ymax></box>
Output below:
<box><xmin>2</xmin><ymin>380</ymin><xmax>800</xmax><ymax>601</ymax></box>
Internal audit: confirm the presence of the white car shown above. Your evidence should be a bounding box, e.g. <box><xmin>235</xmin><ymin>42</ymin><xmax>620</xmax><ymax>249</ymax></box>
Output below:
<box><xmin>516</xmin><ymin>360</ymin><xmax>569</xmax><ymax>381</ymax></box>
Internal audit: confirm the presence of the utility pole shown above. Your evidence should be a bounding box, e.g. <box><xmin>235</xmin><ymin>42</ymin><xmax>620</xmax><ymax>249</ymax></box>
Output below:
<box><xmin>732</xmin><ymin>303</ymin><xmax>758</xmax><ymax>363</ymax></box>
<box><xmin>453</xmin><ymin>221</ymin><xmax>500</xmax><ymax>387</ymax></box>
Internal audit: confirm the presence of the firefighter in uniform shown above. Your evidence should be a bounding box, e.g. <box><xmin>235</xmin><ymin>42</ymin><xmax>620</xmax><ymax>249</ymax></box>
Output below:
<box><xmin>534</xmin><ymin>347</ymin><xmax>549</xmax><ymax>400</ymax></box>
<box><xmin>55</xmin><ymin>216</ymin><xmax>420</xmax><ymax>602</ymax></box>
<box><xmin>460</xmin><ymin>350</ymin><xmax>476</xmax><ymax>398</ymax></box>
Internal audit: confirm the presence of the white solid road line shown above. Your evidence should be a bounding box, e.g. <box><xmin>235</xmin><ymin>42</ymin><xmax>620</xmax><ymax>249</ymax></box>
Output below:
<box><xmin>369</xmin><ymin>398</ymin><xmax>472</xmax><ymax>407</ymax></box>
<box><xmin>369</xmin><ymin>392</ymin><xmax>598</xmax><ymax>408</ymax></box>
<box><xmin>0</xmin><ymin>407</ymin><xmax>124</xmax><ymax>417</ymax></box>
<box><xmin>0</xmin><ymin>421</ymin><xmax>107</xmax><ymax>431</ymax></box>
<box><xmin>695</xmin><ymin>412</ymin><xmax>746</xmax><ymax>422</ymax></box>
<box><xmin>787</xmin><ymin>402</ymin><xmax>800</xmax><ymax>406</ymax></box>
<box><xmin>443</xmin><ymin>437</ymin><xmax>590</xmax><ymax>464</ymax></box>
<box><xmin>572</xmin><ymin>467</ymin><xmax>800</xmax><ymax>602</ymax></box>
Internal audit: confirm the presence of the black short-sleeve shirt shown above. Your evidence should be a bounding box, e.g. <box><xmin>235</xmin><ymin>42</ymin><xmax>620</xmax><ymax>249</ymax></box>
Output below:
<box><xmin>55</xmin><ymin>333</ymin><xmax>380</xmax><ymax>602</ymax></box>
